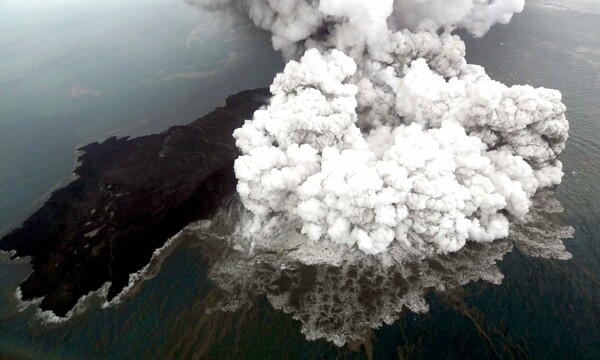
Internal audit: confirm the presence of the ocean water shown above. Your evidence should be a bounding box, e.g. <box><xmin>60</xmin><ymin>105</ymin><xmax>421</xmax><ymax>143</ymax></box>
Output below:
<box><xmin>1</xmin><ymin>2</ymin><xmax>599</xmax><ymax>359</ymax></box>
<box><xmin>0</xmin><ymin>0</ymin><xmax>283</xmax><ymax>234</ymax></box>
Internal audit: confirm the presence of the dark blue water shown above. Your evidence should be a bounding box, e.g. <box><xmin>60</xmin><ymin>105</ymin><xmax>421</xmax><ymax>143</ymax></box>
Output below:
<box><xmin>0</xmin><ymin>2</ymin><xmax>599</xmax><ymax>359</ymax></box>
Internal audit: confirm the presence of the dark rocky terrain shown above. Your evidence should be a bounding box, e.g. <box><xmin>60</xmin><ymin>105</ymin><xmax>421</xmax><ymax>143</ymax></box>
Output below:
<box><xmin>0</xmin><ymin>88</ymin><xmax>269</xmax><ymax>317</ymax></box>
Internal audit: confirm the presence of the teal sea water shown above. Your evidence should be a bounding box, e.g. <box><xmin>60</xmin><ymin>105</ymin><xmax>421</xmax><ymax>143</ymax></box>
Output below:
<box><xmin>1</xmin><ymin>1</ymin><xmax>599</xmax><ymax>359</ymax></box>
<box><xmin>0</xmin><ymin>0</ymin><xmax>283</xmax><ymax>234</ymax></box>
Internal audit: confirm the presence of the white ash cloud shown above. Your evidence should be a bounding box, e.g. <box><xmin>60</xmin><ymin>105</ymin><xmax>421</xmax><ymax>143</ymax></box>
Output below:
<box><xmin>191</xmin><ymin>0</ymin><xmax>569</xmax><ymax>257</ymax></box>
<box><xmin>196</xmin><ymin>190</ymin><xmax>572</xmax><ymax>346</ymax></box>
<box><xmin>390</xmin><ymin>0</ymin><xmax>525</xmax><ymax>36</ymax></box>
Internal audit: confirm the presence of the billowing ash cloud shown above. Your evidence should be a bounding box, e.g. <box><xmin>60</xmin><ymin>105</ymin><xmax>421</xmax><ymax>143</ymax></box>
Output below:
<box><xmin>194</xmin><ymin>190</ymin><xmax>572</xmax><ymax>346</ymax></box>
<box><xmin>390</xmin><ymin>0</ymin><xmax>525</xmax><ymax>36</ymax></box>
<box><xmin>190</xmin><ymin>0</ymin><xmax>569</xmax><ymax>257</ymax></box>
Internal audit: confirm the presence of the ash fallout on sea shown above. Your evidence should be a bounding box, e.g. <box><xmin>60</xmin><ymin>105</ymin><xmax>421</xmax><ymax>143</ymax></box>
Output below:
<box><xmin>191</xmin><ymin>0</ymin><xmax>569</xmax><ymax>259</ymax></box>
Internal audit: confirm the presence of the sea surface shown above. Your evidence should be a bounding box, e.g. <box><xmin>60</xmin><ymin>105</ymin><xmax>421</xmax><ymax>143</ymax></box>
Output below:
<box><xmin>1</xmin><ymin>1</ymin><xmax>599</xmax><ymax>359</ymax></box>
<box><xmin>0</xmin><ymin>0</ymin><xmax>284</xmax><ymax>234</ymax></box>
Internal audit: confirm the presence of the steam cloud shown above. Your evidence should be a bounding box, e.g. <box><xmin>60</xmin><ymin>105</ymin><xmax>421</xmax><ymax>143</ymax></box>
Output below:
<box><xmin>191</xmin><ymin>0</ymin><xmax>569</xmax><ymax>257</ymax></box>
<box><xmin>195</xmin><ymin>190</ymin><xmax>573</xmax><ymax>346</ymax></box>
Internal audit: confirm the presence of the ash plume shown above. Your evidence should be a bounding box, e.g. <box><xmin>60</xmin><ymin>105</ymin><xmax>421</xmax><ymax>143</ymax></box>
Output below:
<box><xmin>192</xmin><ymin>190</ymin><xmax>572</xmax><ymax>346</ymax></box>
<box><xmin>190</xmin><ymin>0</ymin><xmax>569</xmax><ymax>257</ymax></box>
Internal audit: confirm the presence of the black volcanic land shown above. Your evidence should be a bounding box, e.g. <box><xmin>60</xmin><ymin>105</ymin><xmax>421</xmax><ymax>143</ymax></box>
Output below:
<box><xmin>0</xmin><ymin>89</ymin><xmax>269</xmax><ymax>317</ymax></box>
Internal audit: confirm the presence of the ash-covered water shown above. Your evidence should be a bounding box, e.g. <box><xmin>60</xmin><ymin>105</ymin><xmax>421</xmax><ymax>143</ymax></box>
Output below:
<box><xmin>190</xmin><ymin>189</ymin><xmax>572</xmax><ymax>346</ymax></box>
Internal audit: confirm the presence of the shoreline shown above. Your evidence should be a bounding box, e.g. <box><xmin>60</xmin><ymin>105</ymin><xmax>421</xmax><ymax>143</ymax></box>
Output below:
<box><xmin>0</xmin><ymin>88</ymin><xmax>270</xmax><ymax>318</ymax></box>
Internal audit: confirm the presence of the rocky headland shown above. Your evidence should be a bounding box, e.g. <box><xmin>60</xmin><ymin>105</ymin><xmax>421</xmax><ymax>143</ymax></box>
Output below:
<box><xmin>0</xmin><ymin>88</ymin><xmax>269</xmax><ymax>317</ymax></box>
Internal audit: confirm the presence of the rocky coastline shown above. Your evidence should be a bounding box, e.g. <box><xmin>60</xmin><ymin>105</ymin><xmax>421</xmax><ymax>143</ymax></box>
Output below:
<box><xmin>0</xmin><ymin>88</ymin><xmax>269</xmax><ymax>317</ymax></box>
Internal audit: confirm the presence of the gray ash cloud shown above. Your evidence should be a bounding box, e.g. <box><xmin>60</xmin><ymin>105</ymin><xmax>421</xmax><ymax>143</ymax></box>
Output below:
<box><xmin>191</xmin><ymin>0</ymin><xmax>569</xmax><ymax>257</ymax></box>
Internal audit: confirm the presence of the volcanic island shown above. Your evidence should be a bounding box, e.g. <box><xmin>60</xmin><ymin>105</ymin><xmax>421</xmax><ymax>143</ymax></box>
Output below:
<box><xmin>0</xmin><ymin>89</ymin><xmax>269</xmax><ymax>317</ymax></box>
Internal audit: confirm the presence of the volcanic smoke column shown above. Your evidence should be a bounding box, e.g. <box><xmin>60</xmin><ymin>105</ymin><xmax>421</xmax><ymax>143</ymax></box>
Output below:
<box><xmin>192</xmin><ymin>0</ymin><xmax>569</xmax><ymax>257</ymax></box>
